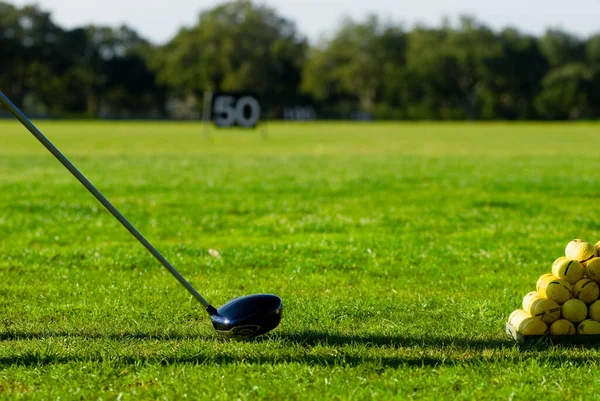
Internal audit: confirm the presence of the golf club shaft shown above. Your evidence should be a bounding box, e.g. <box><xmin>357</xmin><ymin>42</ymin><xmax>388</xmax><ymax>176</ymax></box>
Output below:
<box><xmin>0</xmin><ymin>91</ymin><xmax>214</xmax><ymax>311</ymax></box>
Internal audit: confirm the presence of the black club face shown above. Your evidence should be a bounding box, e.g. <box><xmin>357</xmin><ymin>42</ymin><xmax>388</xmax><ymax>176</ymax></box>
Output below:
<box><xmin>210</xmin><ymin>294</ymin><xmax>283</xmax><ymax>339</ymax></box>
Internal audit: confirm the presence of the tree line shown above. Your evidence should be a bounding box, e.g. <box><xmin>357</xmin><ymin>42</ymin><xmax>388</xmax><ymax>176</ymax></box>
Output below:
<box><xmin>2</xmin><ymin>0</ymin><xmax>600</xmax><ymax>121</ymax></box>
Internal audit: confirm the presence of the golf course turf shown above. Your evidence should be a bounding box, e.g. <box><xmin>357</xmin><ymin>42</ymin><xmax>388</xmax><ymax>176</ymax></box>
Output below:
<box><xmin>2</xmin><ymin>120</ymin><xmax>600</xmax><ymax>399</ymax></box>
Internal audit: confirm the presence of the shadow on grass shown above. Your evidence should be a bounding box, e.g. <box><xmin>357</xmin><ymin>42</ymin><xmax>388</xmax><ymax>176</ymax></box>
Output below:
<box><xmin>0</xmin><ymin>353</ymin><xmax>477</xmax><ymax>369</ymax></box>
<box><xmin>1</xmin><ymin>347</ymin><xmax>600</xmax><ymax>369</ymax></box>
<box><xmin>0</xmin><ymin>330</ymin><xmax>212</xmax><ymax>342</ymax></box>
<box><xmin>270</xmin><ymin>330</ymin><xmax>511</xmax><ymax>349</ymax></box>
<box><xmin>0</xmin><ymin>329</ymin><xmax>512</xmax><ymax>349</ymax></box>
<box><xmin>2</xmin><ymin>329</ymin><xmax>598</xmax><ymax>368</ymax></box>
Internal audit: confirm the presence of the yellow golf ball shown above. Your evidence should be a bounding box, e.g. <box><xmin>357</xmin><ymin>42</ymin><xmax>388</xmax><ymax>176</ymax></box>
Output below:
<box><xmin>549</xmin><ymin>319</ymin><xmax>576</xmax><ymax>335</ymax></box>
<box><xmin>573</xmin><ymin>279</ymin><xmax>600</xmax><ymax>304</ymax></box>
<box><xmin>589</xmin><ymin>300</ymin><xmax>600</xmax><ymax>321</ymax></box>
<box><xmin>577</xmin><ymin>319</ymin><xmax>600</xmax><ymax>334</ymax></box>
<box><xmin>566</xmin><ymin>239</ymin><xmax>596</xmax><ymax>264</ymax></box>
<box><xmin>536</xmin><ymin>273</ymin><xmax>555</xmax><ymax>291</ymax></box>
<box><xmin>585</xmin><ymin>257</ymin><xmax>600</xmax><ymax>283</ymax></box>
<box><xmin>522</xmin><ymin>291</ymin><xmax>561</xmax><ymax>324</ymax></box>
<box><xmin>508</xmin><ymin>309</ymin><xmax>548</xmax><ymax>335</ymax></box>
<box><xmin>552</xmin><ymin>258</ymin><xmax>584</xmax><ymax>285</ymax></box>
<box><xmin>561</xmin><ymin>299</ymin><xmax>588</xmax><ymax>323</ymax></box>
<box><xmin>538</xmin><ymin>276</ymin><xmax>573</xmax><ymax>304</ymax></box>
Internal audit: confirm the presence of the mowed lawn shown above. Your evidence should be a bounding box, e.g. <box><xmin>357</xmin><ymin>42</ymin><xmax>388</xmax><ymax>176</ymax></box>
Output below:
<box><xmin>2</xmin><ymin>120</ymin><xmax>600</xmax><ymax>400</ymax></box>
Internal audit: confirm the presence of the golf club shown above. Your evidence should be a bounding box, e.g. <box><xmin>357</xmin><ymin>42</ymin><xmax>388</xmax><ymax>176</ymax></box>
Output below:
<box><xmin>0</xmin><ymin>90</ymin><xmax>282</xmax><ymax>339</ymax></box>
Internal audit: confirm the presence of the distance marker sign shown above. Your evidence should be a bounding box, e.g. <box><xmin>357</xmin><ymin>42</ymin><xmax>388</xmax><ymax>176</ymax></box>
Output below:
<box><xmin>211</xmin><ymin>92</ymin><xmax>262</xmax><ymax>128</ymax></box>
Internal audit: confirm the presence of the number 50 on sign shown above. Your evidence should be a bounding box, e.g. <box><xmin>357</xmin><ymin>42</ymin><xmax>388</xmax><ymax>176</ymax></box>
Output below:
<box><xmin>209</xmin><ymin>93</ymin><xmax>262</xmax><ymax>128</ymax></box>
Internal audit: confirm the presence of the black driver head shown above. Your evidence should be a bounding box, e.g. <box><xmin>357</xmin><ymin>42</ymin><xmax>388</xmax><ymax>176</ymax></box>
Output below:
<box><xmin>210</xmin><ymin>294</ymin><xmax>282</xmax><ymax>339</ymax></box>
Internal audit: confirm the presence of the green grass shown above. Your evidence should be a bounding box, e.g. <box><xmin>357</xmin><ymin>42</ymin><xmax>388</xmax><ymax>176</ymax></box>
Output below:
<box><xmin>2</xmin><ymin>120</ymin><xmax>600</xmax><ymax>400</ymax></box>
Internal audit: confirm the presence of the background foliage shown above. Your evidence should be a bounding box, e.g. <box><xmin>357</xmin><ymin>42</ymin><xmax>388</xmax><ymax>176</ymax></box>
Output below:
<box><xmin>2</xmin><ymin>0</ymin><xmax>600</xmax><ymax>120</ymax></box>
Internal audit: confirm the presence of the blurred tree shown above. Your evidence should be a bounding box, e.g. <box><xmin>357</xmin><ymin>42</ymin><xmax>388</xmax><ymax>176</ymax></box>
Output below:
<box><xmin>539</xmin><ymin>29</ymin><xmax>585</xmax><ymax>67</ymax></box>
<box><xmin>0</xmin><ymin>2</ymin><xmax>20</xmax><ymax>102</ymax></box>
<box><xmin>154</xmin><ymin>0</ymin><xmax>307</xmax><ymax>117</ymax></box>
<box><xmin>535</xmin><ymin>62</ymin><xmax>595</xmax><ymax>119</ymax></box>
<box><xmin>82</xmin><ymin>25</ymin><xmax>165</xmax><ymax>117</ymax></box>
<box><xmin>535</xmin><ymin>29</ymin><xmax>593</xmax><ymax>119</ymax></box>
<box><xmin>302</xmin><ymin>15</ymin><xmax>406</xmax><ymax>117</ymax></box>
<box><xmin>586</xmin><ymin>34</ymin><xmax>600</xmax><ymax>67</ymax></box>
<box><xmin>0</xmin><ymin>1</ymin><xmax>64</xmax><ymax>109</ymax></box>
<box><xmin>0</xmin><ymin>0</ymin><xmax>164</xmax><ymax>117</ymax></box>
<box><xmin>31</xmin><ymin>24</ymin><xmax>163</xmax><ymax>117</ymax></box>
<box><xmin>479</xmin><ymin>28</ymin><xmax>548</xmax><ymax>120</ymax></box>
<box><xmin>585</xmin><ymin>34</ymin><xmax>600</xmax><ymax>116</ymax></box>
<box><xmin>403</xmin><ymin>17</ymin><xmax>503</xmax><ymax>120</ymax></box>
<box><xmin>2</xmin><ymin>0</ymin><xmax>600</xmax><ymax>120</ymax></box>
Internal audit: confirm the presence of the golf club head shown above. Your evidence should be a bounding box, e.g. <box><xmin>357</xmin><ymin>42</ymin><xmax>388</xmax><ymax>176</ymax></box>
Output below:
<box><xmin>210</xmin><ymin>294</ymin><xmax>282</xmax><ymax>339</ymax></box>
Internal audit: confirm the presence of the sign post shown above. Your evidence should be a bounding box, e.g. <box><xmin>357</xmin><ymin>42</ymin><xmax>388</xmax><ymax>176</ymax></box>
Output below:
<box><xmin>201</xmin><ymin>90</ymin><xmax>213</xmax><ymax>138</ymax></box>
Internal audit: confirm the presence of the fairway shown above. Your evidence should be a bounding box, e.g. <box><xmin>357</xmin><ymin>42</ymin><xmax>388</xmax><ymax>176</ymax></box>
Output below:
<box><xmin>3</xmin><ymin>120</ymin><xmax>600</xmax><ymax>399</ymax></box>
